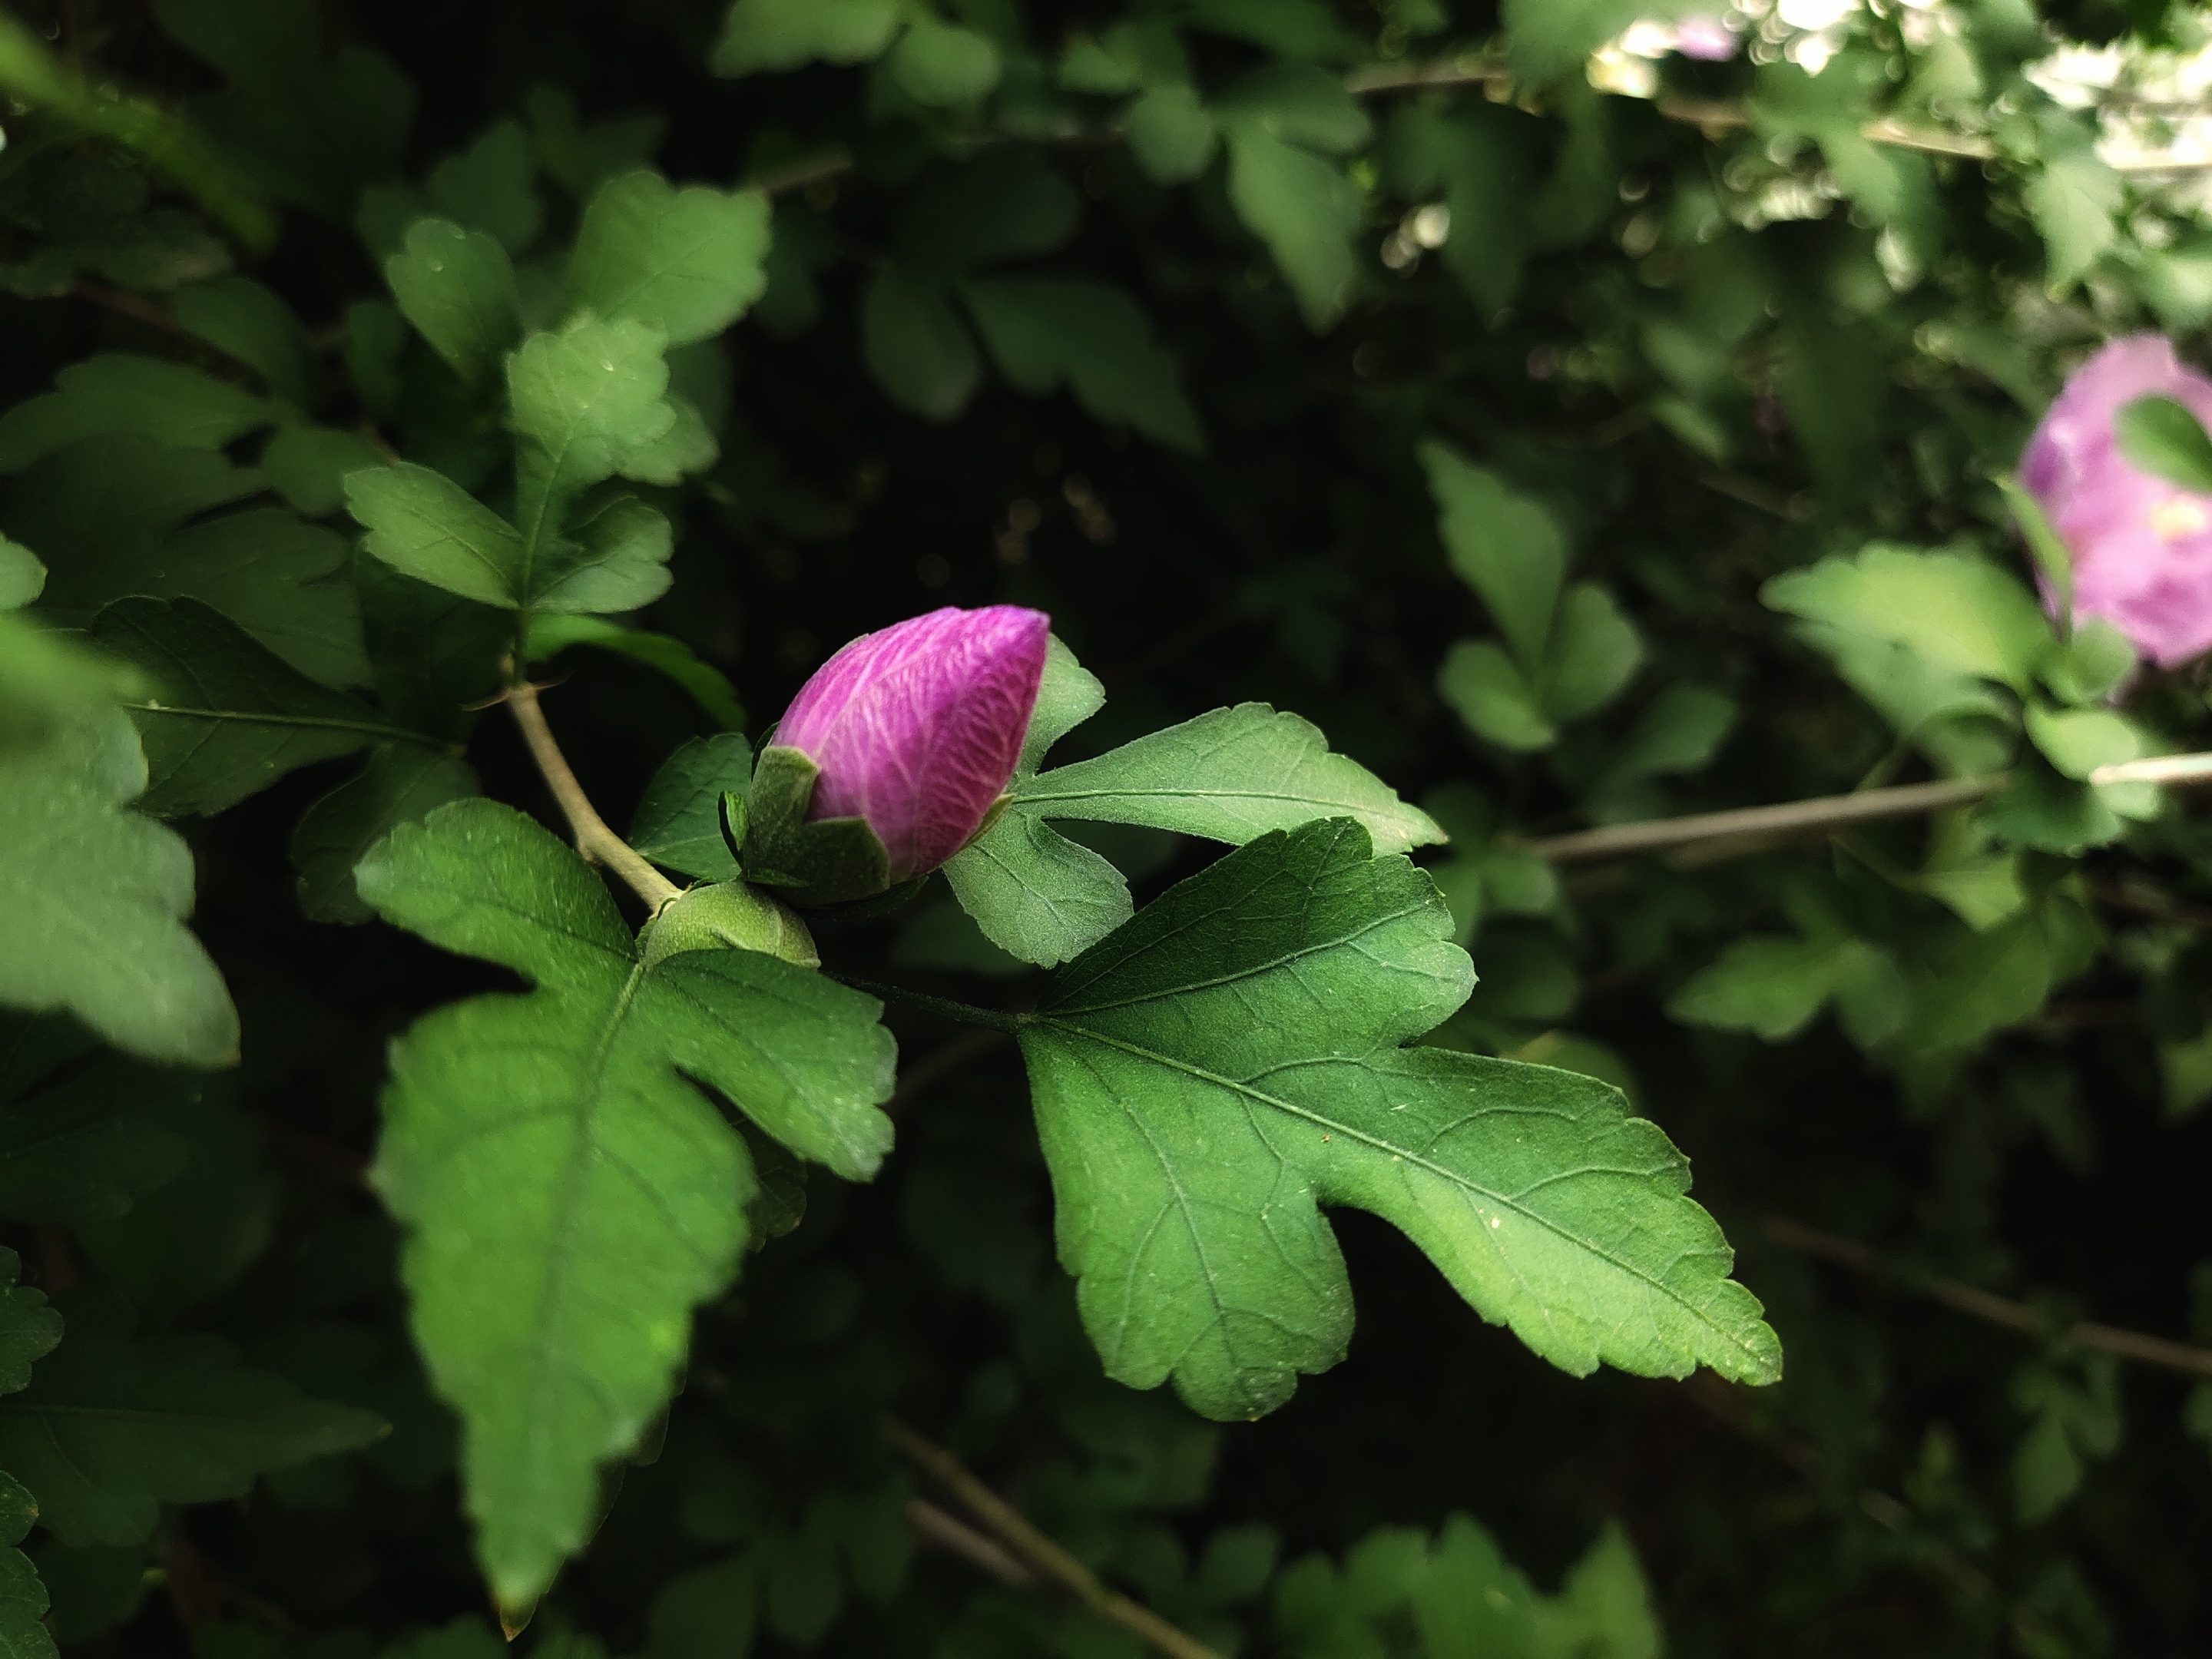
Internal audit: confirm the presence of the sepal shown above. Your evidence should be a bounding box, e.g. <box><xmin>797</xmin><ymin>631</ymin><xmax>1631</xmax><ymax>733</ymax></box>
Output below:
<box><xmin>739</xmin><ymin>744</ymin><xmax>894</xmax><ymax>906</ymax></box>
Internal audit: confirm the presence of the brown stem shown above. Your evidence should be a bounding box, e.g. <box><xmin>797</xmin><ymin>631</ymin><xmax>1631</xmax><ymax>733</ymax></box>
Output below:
<box><xmin>886</xmin><ymin>1030</ymin><xmax>1009</xmax><ymax>1116</ymax></box>
<box><xmin>1523</xmin><ymin>750</ymin><xmax>2212</xmax><ymax>866</ymax></box>
<box><xmin>882</xmin><ymin>1418</ymin><xmax>1225</xmax><ymax>1659</ymax></box>
<box><xmin>504</xmin><ymin>679</ymin><xmax>682</xmax><ymax>911</ymax></box>
<box><xmin>749</xmin><ymin>148</ymin><xmax>856</xmax><ymax>195</ymax></box>
<box><xmin>1763</xmin><ymin>1215</ymin><xmax>2212</xmax><ymax>1381</ymax></box>
<box><xmin>907</xmin><ymin>1498</ymin><xmax>1035</xmax><ymax>1586</ymax></box>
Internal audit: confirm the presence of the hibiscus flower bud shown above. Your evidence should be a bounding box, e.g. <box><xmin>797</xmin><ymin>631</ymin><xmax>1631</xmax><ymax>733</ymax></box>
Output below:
<box><xmin>2021</xmin><ymin>334</ymin><xmax>2212</xmax><ymax>666</ymax></box>
<box><xmin>774</xmin><ymin>604</ymin><xmax>1051</xmax><ymax>883</ymax></box>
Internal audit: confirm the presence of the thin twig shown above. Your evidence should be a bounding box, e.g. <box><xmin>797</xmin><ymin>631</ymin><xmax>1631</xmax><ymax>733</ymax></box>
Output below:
<box><xmin>908</xmin><ymin>1498</ymin><xmax>1035</xmax><ymax>1586</ymax></box>
<box><xmin>503</xmin><ymin>678</ymin><xmax>682</xmax><ymax>911</ymax></box>
<box><xmin>1524</xmin><ymin>750</ymin><xmax>2212</xmax><ymax>865</ymax></box>
<box><xmin>886</xmin><ymin>1029</ymin><xmax>1011</xmax><ymax>1115</ymax></box>
<box><xmin>748</xmin><ymin>148</ymin><xmax>856</xmax><ymax>195</ymax></box>
<box><xmin>882</xmin><ymin>1417</ymin><xmax>1225</xmax><ymax>1659</ymax></box>
<box><xmin>1763</xmin><ymin>1216</ymin><xmax>2212</xmax><ymax>1381</ymax></box>
<box><xmin>747</xmin><ymin>51</ymin><xmax>2001</xmax><ymax>207</ymax></box>
<box><xmin>1343</xmin><ymin>55</ymin><xmax>1502</xmax><ymax>94</ymax></box>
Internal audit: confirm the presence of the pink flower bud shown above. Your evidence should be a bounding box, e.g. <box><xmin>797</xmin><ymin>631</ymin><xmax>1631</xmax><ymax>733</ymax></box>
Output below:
<box><xmin>776</xmin><ymin>605</ymin><xmax>1051</xmax><ymax>882</ymax></box>
<box><xmin>2022</xmin><ymin>334</ymin><xmax>2212</xmax><ymax>666</ymax></box>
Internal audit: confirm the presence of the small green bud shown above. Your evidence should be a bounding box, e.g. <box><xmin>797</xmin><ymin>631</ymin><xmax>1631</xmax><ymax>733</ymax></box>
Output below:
<box><xmin>641</xmin><ymin>880</ymin><xmax>820</xmax><ymax>969</ymax></box>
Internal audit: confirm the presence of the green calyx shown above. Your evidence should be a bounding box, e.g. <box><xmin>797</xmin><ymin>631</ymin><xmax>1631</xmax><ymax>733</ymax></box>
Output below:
<box><xmin>641</xmin><ymin>879</ymin><xmax>820</xmax><ymax>969</ymax></box>
<box><xmin>736</xmin><ymin>744</ymin><xmax>893</xmax><ymax>906</ymax></box>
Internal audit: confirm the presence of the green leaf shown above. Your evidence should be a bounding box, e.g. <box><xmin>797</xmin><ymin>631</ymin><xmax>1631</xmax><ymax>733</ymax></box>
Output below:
<box><xmin>901</xmin><ymin>152</ymin><xmax>1080</xmax><ymax>277</ymax></box>
<box><xmin>5</xmin><ymin>436</ymin><xmax>367</xmax><ymax>687</ymax></box>
<box><xmin>1536</xmin><ymin>584</ymin><xmax>1641</xmax><ymax>721</ymax></box>
<box><xmin>0</xmin><ymin>1018</ymin><xmax>192</xmax><ymax>1224</ymax></box>
<box><xmin>862</xmin><ymin>268</ymin><xmax>982</xmax><ymax>421</ymax></box>
<box><xmin>73</xmin><ymin>1084</ymin><xmax>277</xmax><ymax>1318</ymax></box>
<box><xmin>154</xmin><ymin>0</ymin><xmax>412</xmax><ymax>219</ymax></box>
<box><xmin>2040</xmin><ymin>617</ymin><xmax>2134</xmax><ymax>707</ymax></box>
<box><xmin>1668</xmin><ymin>935</ymin><xmax>1906</xmax><ymax>1047</ymax></box>
<box><xmin>630</xmin><ymin>734</ymin><xmax>756</xmax><ymax>881</ymax></box>
<box><xmin>0</xmin><ymin>614</ymin><xmax>138</xmax><ymax>754</ymax></box>
<box><xmin>2025</xmin><ymin>131</ymin><xmax>2121</xmax><ymax>292</ymax></box>
<box><xmin>291</xmin><ymin>745</ymin><xmax>481</xmax><ymax>923</ymax></box>
<box><xmin>1019</xmin><ymin>635</ymin><xmax>1104</xmax><ymax>773</ymax></box>
<box><xmin>427</xmin><ymin>121</ymin><xmax>544</xmax><ymax>254</ymax></box>
<box><xmin>1899</xmin><ymin>892</ymin><xmax>2094</xmax><ymax>1057</ymax></box>
<box><xmin>1185</xmin><ymin>0</ymin><xmax>1361</xmax><ymax>58</ymax></box>
<box><xmin>1020</xmin><ymin>819</ymin><xmax>1780</xmax><ymax>1419</ymax></box>
<box><xmin>174</xmin><ymin>275</ymin><xmax>321</xmax><ymax>407</ymax></box>
<box><xmin>0</xmin><ymin>705</ymin><xmax>238</xmax><ymax>1068</ymax></box>
<box><xmin>942</xmin><ymin>637</ymin><xmax>1135</xmax><ymax>966</ymax></box>
<box><xmin>2025</xmin><ymin>703</ymin><xmax>2142</xmax><ymax>781</ymax></box>
<box><xmin>648</xmin><ymin>1555</ymin><xmax>759</xmax><ymax>1659</ymax></box>
<box><xmin>617</xmin><ymin>395</ymin><xmax>720</xmax><ymax>485</ymax></box>
<box><xmin>942</xmin><ymin>810</ymin><xmax>1134</xmax><ymax>969</ymax></box>
<box><xmin>565</xmin><ymin>171</ymin><xmax>771</xmax><ymax>347</ymax></box>
<box><xmin>1438</xmin><ymin>641</ymin><xmax>1555</xmax><ymax>752</ymax></box>
<box><xmin>528</xmin><ymin>88</ymin><xmax>668</xmax><ymax>201</ymax></box>
<box><xmin>1419</xmin><ymin>444</ymin><xmax>1565</xmax><ymax>671</ymax></box>
<box><xmin>0</xmin><ymin>1257</ymin><xmax>57</xmax><ymax>1659</ymax></box>
<box><xmin>527</xmin><ymin>614</ymin><xmax>746</xmax><ymax>731</ymax></box>
<box><xmin>356</xmin><ymin>800</ymin><xmax>896</xmax><ymax>1602</ymax></box>
<box><xmin>386</xmin><ymin>217</ymin><xmax>522</xmax><ymax>388</ymax></box>
<box><xmin>887</xmin><ymin>17</ymin><xmax>1002</xmax><ymax>107</ymax></box>
<box><xmin>1503</xmin><ymin>0</ymin><xmax>1639</xmax><ymax>85</ymax></box>
<box><xmin>537</xmin><ymin>488</ymin><xmax>677</xmax><ymax>615</ymax></box>
<box><xmin>1008</xmin><ymin>703</ymin><xmax>1442</xmax><ymax>853</ymax></box>
<box><xmin>0</xmin><ymin>1324</ymin><xmax>383</xmax><ymax>1547</ymax></box>
<box><xmin>1125</xmin><ymin>85</ymin><xmax>1217</xmax><ymax>185</ymax></box>
<box><xmin>1220</xmin><ymin>126</ymin><xmax>1360</xmax><ymax>331</ymax></box>
<box><xmin>0</xmin><ymin>356</ymin><xmax>274</xmax><ymax>472</ymax></box>
<box><xmin>2114</xmin><ymin>394</ymin><xmax>2212</xmax><ymax>495</ymax></box>
<box><xmin>91</xmin><ymin>597</ymin><xmax>424</xmax><ymax>817</ymax></box>
<box><xmin>962</xmin><ymin>277</ymin><xmax>1203</xmax><ymax>453</ymax></box>
<box><xmin>508</xmin><ymin>316</ymin><xmax>680</xmax><ymax>611</ymax></box>
<box><xmin>1604</xmin><ymin>684</ymin><xmax>1737</xmax><ymax>782</ymax></box>
<box><xmin>1763</xmin><ymin>544</ymin><xmax>2055</xmax><ymax>694</ymax></box>
<box><xmin>1212</xmin><ymin>65</ymin><xmax>1370</xmax><ymax>155</ymax></box>
<box><xmin>260</xmin><ymin>426</ymin><xmax>387</xmax><ymax>518</ymax></box>
<box><xmin>1786</xmin><ymin>619</ymin><xmax>2011</xmax><ymax>776</ymax></box>
<box><xmin>345</xmin><ymin>462</ymin><xmax>529</xmax><ymax>610</ymax></box>
<box><xmin>0</xmin><ymin>541</ymin><xmax>41</xmax><ymax>612</ymax></box>
<box><xmin>0</xmin><ymin>1479</ymin><xmax>53</xmax><ymax>1659</ymax></box>
<box><xmin>712</xmin><ymin>0</ymin><xmax>902</xmax><ymax>75</ymax></box>
<box><xmin>0</xmin><ymin>1253</ymin><xmax>61</xmax><ymax>1396</ymax></box>
<box><xmin>1997</xmin><ymin>474</ymin><xmax>2075</xmax><ymax>617</ymax></box>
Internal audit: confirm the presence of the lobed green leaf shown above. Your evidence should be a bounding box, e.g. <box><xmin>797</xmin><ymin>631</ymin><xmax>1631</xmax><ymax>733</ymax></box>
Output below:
<box><xmin>357</xmin><ymin>800</ymin><xmax>895</xmax><ymax>1603</ymax></box>
<box><xmin>1022</xmin><ymin>819</ymin><xmax>1780</xmax><ymax>1419</ymax></box>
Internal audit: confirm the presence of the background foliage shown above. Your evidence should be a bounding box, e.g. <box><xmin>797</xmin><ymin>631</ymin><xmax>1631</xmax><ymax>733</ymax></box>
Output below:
<box><xmin>2</xmin><ymin>0</ymin><xmax>2210</xmax><ymax>1654</ymax></box>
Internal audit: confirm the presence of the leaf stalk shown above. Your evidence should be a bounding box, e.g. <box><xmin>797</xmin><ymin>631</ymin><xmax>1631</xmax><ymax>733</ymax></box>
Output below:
<box><xmin>502</xmin><ymin>676</ymin><xmax>683</xmax><ymax>912</ymax></box>
<box><xmin>827</xmin><ymin>976</ymin><xmax>1025</xmax><ymax>1034</ymax></box>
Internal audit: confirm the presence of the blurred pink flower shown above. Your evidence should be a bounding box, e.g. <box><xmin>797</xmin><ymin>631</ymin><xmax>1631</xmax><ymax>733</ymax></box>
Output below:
<box><xmin>1674</xmin><ymin>15</ymin><xmax>1740</xmax><ymax>60</ymax></box>
<box><xmin>777</xmin><ymin>605</ymin><xmax>1050</xmax><ymax>880</ymax></box>
<box><xmin>2022</xmin><ymin>334</ymin><xmax>2212</xmax><ymax>666</ymax></box>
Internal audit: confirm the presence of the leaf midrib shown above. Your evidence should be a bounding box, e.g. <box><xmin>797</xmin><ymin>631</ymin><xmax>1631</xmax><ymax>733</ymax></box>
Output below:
<box><xmin>1046</xmin><ymin>895</ymin><xmax>1435</xmax><ymax>1018</ymax></box>
<box><xmin>1033</xmin><ymin>1019</ymin><xmax>1770</xmax><ymax>1366</ymax></box>
<box><xmin>123</xmin><ymin>703</ymin><xmax>452</xmax><ymax>748</ymax></box>
<box><xmin>520</xmin><ymin>959</ymin><xmax>649</xmax><ymax>1495</ymax></box>
<box><xmin>1014</xmin><ymin>781</ymin><xmax>1420</xmax><ymax>822</ymax></box>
